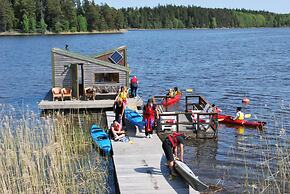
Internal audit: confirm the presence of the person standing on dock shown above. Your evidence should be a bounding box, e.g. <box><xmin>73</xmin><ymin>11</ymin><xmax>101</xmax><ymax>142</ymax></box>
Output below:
<box><xmin>114</xmin><ymin>98</ymin><xmax>126</xmax><ymax>128</ymax></box>
<box><xmin>130</xmin><ymin>76</ymin><xmax>138</xmax><ymax>98</ymax></box>
<box><xmin>143</xmin><ymin>98</ymin><xmax>158</xmax><ymax>138</ymax></box>
<box><xmin>162</xmin><ymin>132</ymin><xmax>185</xmax><ymax>176</ymax></box>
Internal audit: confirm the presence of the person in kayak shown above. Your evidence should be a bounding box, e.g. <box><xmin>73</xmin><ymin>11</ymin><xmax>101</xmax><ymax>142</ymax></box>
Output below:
<box><xmin>233</xmin><ymin>107</ymin><xmax>244</xmax><ymax>120</ymax></box>
<box><xmin>143</xmin><ymin>98</ymin><xmax>158</xmax><ymax>138</ymax></box>
<box><xmin>166</xmin><ymin>88</ymin><xmax>175</xmax><ymax>98</ymax></box>
<box><xmin>173</xmin><ymin>87</ymin><xmax>181</xmax><ymax>96</ymax></box>
<box><xmin>130</xmin><ymin>76</ymin><xmax>138</xmax><ymax>98</ymax></box>
<box><xmin>162</xmin><ymin>132</ymin><xmax>185</xmax><ymax>176</ymax></box>
<box><xmin>110</xmin><ymin>120</ymin><xmax>126</xmax><ymax>141</ymax></box>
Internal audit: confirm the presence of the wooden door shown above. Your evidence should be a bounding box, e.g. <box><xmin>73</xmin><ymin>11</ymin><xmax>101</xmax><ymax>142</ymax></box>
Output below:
<box><xmin>70</xmin><ymin>64</ymin><xmax>79</xmax><ymax>99</ymax></box>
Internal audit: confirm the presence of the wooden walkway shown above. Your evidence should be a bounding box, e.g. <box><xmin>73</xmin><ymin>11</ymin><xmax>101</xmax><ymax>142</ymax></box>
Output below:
<box><xmin>38</xmin><ymin>96</ymin><xmax>143</xmax><ymax>110</ymax></box>
<box><xmin>106</xmin><ymin>111</ymin><xmax>198</xmax><ymax>194</ymax></box>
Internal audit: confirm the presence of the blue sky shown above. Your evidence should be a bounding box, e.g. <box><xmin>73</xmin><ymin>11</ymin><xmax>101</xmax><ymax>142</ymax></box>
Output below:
<box><xmin>97</xmin><ymin>0</ymin><xmax>290</xmax><ymax>14</ymax></box>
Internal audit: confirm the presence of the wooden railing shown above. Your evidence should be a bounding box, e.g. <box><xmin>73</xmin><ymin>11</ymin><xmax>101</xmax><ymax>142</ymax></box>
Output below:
<box><xmin>185</xmin><ymin>95</ymin><xmax>210</xmax><ymax>112</ymax></box>
<box><xmin>158</xmin><ymin>111</ymin><xmax>218</xmax><ymax>138</ymax></box>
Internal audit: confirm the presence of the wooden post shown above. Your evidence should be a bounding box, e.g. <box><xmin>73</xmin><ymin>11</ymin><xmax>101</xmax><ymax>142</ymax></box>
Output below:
<box><xmin>176</xmin><ymin>113</ymin><xmax>179</xmax><ymax>132</ymax></box>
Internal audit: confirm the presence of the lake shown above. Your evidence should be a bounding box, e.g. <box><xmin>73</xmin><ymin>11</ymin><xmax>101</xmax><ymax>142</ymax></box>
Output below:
<box><xmin>0</xmin><ymin>28</ymin><xmax>290</xmax><ymax>192</ymax></box>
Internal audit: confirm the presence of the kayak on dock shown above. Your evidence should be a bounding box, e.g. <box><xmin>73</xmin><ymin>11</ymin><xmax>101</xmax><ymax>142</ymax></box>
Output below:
<box><xmin>90</xmin><ymin>124</ymin><xmax>111</xmax><ymax>155</ymax></box>
<box><xmin>174</xmin><ymin>160</ymin><xmax>208</xmax><ymax>191</ymax></box>
<box><xmin>218</xmin><ymin>114</ymin><xmax>266</xmax><ymax>128</ymax></box>
<box><xmin>125</xmin><ymin>108</ymin><xmax>145</xmax><ymax>129</ymax></box>
<box><xmin>162</xmin><ymin>94</ymin><xmax>182</xmax><ymax>107</ymax></box>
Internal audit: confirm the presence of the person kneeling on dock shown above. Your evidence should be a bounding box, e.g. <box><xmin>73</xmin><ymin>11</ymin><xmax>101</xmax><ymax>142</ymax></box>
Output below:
<box><xmin>110</xmin><ymin>120</ymin><xmax>126</xmax><ymax>141</ymax></box>
<box><xmin>162</xmin><ymin>132</ymin><xmax>185</xmax><ymax>176</ymax></box>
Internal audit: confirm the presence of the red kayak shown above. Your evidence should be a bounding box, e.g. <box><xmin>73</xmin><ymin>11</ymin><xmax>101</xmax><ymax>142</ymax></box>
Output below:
<box><xmin>218</xmin><ymin>114</ymin><xmax>266</xmax><ymax>128</ymax></box>
<box><xmin>162</xmin><ymin>94</ymin><xmax>182</xmax><ymax>106</ymax></box>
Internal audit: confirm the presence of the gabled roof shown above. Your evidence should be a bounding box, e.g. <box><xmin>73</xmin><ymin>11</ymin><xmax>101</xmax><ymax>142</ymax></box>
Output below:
<box><xmin>52</xmin><ymin>48</ymin><xmax>130</xmax><ymax>72</ymax></box>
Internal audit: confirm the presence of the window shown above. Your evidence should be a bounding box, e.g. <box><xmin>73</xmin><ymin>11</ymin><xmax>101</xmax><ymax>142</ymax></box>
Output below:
<box><xmin>95</xmin><ymin>73</ymin><xmax>119</xmax><ymax>83</ymax></box>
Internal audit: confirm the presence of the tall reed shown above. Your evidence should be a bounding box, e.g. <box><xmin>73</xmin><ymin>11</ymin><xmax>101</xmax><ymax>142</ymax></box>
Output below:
<box><xmin>0</xmin><ymin>105</ymin><xmax>109</xmax><ymax>193</ymax></box>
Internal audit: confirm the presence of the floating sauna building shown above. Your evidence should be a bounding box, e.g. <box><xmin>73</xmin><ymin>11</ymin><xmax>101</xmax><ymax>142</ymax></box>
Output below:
<box><xmin>38</xmin><ymin>46</ymin><xmax>143</xmax><ymax>111</ymax></box>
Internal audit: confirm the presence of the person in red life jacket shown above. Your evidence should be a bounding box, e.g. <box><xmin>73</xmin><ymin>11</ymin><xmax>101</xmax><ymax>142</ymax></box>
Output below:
<box><xmin>143</xmin><ymin>98</ymin><xmax>158</xmax><ymax>138</ymax></box>
<box><xmin>110</xmin><ymin>120</ymin><xmax>126</xmax><ymax>141</ymax></box>
<box><xmin>162</xmin><ymin>132</ymin><xmax>185</xmax><ymax>176</ymax></box>
<box><xmin>130</xmin><ymin>76</ymin><xmax>138</xmax><ymax>98</ymax></box>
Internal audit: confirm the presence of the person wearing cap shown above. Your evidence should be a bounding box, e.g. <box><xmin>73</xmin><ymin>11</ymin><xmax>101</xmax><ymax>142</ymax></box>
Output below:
<box><xmin>234</xmin><ymin>107</ymin><xmax>244</xmax><ymax>120</ymax></box>
<box><xmin>130</xmin><ymin>76</ymin><xmax>138</xmax><ymax>98</ymax></box>
<box><xmin>162</xmin><ymin>132</ymin><xmax>185</xmax><ymax>176</ymax></box>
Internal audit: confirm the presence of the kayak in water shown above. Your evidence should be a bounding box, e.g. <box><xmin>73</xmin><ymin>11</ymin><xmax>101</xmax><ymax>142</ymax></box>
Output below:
<box><xmin>218</xmin><ymin>114</ymin><xmax>266</xmax><ymax>128</ymax></box>
<box><xmin>162</xmin><ymin>94</ymin><xmax>182</xmax><ymax>107</ymax></box>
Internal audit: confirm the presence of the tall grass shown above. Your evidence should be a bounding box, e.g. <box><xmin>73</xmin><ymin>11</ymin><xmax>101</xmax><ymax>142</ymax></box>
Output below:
<box><xmin>243</xmin><ymin>115</ymin><xmax>290</xmax><ymax>193</ymax></box>
<box><xmin>0</xmin><ymin>105</ymin><xmax>109</xmax><ymax>193</ymax></box>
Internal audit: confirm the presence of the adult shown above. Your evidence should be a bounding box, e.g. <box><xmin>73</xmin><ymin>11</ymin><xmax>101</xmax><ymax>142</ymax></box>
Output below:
<box><xmin>116</xmin><ymin>86</ymin><xmax>128</xmax><ymax>104</ymax></box>
<box><xmin>173</xmin><ymin>87</ymin><xmax>181</xmax><ymax>96</ymax></box>
<box><xmin>234</xmin><ymin>107</ymin><xmax>244</xmax><ymax>120</ymax></box>
<box><xmin>110</xmin><ymin>120</ymin><xmax>126</xmax><ymax>141</ymax></box>
<box><xmin>143</xmin><ymin>99</ymin><xmax>158</xmax><ymax>138</ymax></box>
<box><xmin>162</xmin><ymin>132</ymin><xmax>185</xmax><ymax>176</ymax></box>
<box><xmin>114</xmin><ymin>98</ymin><xmax>126</xmax><ymax>128</ymax></box>
<box><xmin>130</xmin><ymin>76</ymin><xmax>138</xmax><ymax>98</ymax></box>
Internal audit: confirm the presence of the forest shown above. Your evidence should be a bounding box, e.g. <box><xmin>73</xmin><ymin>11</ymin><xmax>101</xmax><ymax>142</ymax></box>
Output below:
<box><xmin>1</xmin><ymin>0</ymin><xmax>290</xmax><ymax>33</ymax></box>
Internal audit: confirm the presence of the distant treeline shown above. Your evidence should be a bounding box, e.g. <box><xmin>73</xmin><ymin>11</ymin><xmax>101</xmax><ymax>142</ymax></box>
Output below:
<box><xmin>1</xmin><ymin>0</ymin><xmax>290</xmax><ymax>33</ymax></box>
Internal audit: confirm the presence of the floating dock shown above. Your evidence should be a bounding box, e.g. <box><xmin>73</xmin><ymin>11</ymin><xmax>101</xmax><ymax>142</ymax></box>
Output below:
<box><xmin>106</xmin><ymin>111</ymin><xmax>198</xmax><ymax>194</ymax></box>
<box><xmin>38</xmin><ymin>96</ymin><xmax>143</xmax><ymax>111</ymax></box>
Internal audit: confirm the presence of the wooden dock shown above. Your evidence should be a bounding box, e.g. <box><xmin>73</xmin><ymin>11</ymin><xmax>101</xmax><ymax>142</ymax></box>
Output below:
<box><xmin>38</xmin><ymin>96</ymin><xmax>143</xmax><ymax>110</ymax></box>
<box><xmin>106</xmin><ymin>111</ymin><xmax>198</xmax><ymax>194</ymax></box>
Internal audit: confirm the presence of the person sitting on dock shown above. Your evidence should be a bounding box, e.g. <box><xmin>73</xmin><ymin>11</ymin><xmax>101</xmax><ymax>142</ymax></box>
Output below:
<box><xmin>143</xmin><ymin>98</ymin><xmax>158</xmax><ymax>138</ymax></box>
<box><xmin>233</xmin><ymin>107</ymin><xmax>244</xmax><ymax>120</ymax></box>
<box><xmin>110</xmin><ymin>120</ymin><xmax>126</xmax><ymax>141</ymax></box>
<box><xmin>130</xmin><ymin>76</ymin><xmax>138</xmax><ymax>98</ymax></box>
<box><xmin>114</xmin><ymin>98</ymin><xmax>126</xmax><ymax>128</ymax></box>
<box><xmin>162</xmin><ymin>132</ymin><xmax>185</xmax><ymax>176</ymax></box>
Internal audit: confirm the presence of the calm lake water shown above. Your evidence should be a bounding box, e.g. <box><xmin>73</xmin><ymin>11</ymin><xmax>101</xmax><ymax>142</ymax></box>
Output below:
<box><xmin>1</xmin><ymin>28</ymin><xmax>290</xmax><ymax>192</ymax></box>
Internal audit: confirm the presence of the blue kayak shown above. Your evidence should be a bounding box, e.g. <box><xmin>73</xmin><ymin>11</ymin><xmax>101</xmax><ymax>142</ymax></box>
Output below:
<box><xmin>125</xmin><ymin>108</ymin><xmax>145</xmax><ymax>129</ymax></box>
<box><xmin>90</xmin><ymin>124</ymin><xmax>111</xmax><ymax>155</ymax></box>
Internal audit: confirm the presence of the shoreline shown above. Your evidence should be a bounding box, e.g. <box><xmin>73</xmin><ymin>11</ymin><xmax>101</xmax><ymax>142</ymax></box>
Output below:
<box><xmin>1</xmin><ymin>27</ymin><xmax>289</xmax><ymax>36</ymax></box>
<box><xmin>0</xmin><ymin>29</ymin><xmax>128</xmax><ymax>36</ymax></box>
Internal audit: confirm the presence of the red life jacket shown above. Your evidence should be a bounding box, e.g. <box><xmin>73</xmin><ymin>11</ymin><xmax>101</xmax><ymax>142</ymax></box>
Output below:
<box><xmin>112</xmin><ymin>123</ymin><xmax>121</xmax><ymax>132</ymax></box>
<box><xmin>144</xmin><ymin>105</ymin><xmax>155</xmax><ymax>119</ymax></box>
<box><xmin>131</xmin><ymin>77</ymin><xmax>138</xmax><ymax>84</ymax></box>
<box><xmin>167</xmin><ymin>132</ymin><xmax>184</xmax><ymax>148</ymax></box>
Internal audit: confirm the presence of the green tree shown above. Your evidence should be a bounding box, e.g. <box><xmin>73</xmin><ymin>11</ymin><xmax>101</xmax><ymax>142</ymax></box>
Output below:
<box><xmin>38</xmin><ymin>17</ymin><xmax>47</xmax><ymax>33</ymax></box>
<box><xmin>0</xmin><ymin>0</ymin><xmax>15</xmax><ymax>32</ymax></box>
<box><xmin>29</xmin><ymin>16</ymin><xmax>36</xmax><ymax>32</ymax></box>
<box><xmin>61</xmin><ymin>0</ymin><xmax>77</xmax><ymax>31</ymax></box>
<box><xmin>77</xmin><ymin>15</ymin><xmax>87</xmax><ymax>31</ymax></box>
<box><xmin>45</xmin><ymin>0</ymin><xmax>62</xmax><ymax>31</ymax></box>
<box><xmin>210</xmin><ymin>17</ymin><xmax>217</xmax><ymax>28</ymax></box>
<box><xmin>22</xmin><ymin>13</ymin><xmax>29</xmax><ymax>32</ymax></box>
<box><xmin>54</xmin><ymin>21</ymin><xmax>62</xmax><ymax>33</ymax></box>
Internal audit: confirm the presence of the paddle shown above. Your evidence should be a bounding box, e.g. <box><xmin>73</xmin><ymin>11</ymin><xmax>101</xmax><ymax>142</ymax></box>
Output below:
<box><xmin>186</xmin><ymin>88</ymin><xmax>193</xmax><ymax>93</ymax></box>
